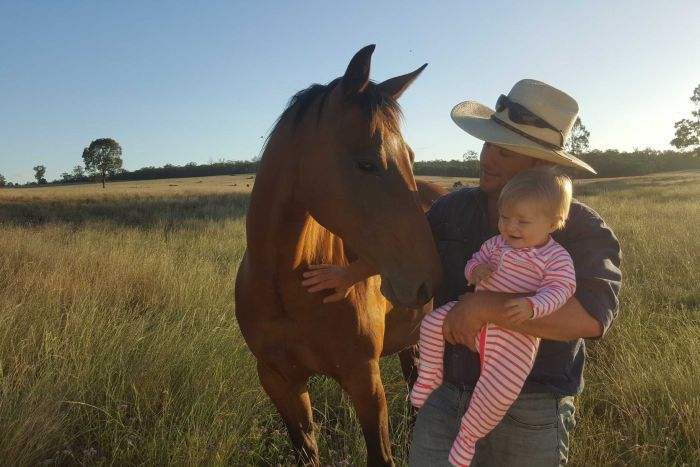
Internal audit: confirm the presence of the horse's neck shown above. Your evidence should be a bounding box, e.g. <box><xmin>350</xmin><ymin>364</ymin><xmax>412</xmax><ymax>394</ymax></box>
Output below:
<box><xmin>295</xmin><ymin>216</ymin><xmax>349</xmax><ymax>266</ymax></box>
<box><xmin>246</xmin><ymin>128</ymin><xmax>347</xmax><ymax>272</ymax></box>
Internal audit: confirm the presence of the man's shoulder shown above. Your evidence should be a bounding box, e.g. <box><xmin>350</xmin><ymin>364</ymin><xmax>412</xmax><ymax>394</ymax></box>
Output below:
<box><xmin>569</xmin><ymin>198</ymin><xmax>604</xmax><ymax>223</ymax></box>
<box><xmin>563</xmin><ymin>198</ymin><xmax>612</xmax><ymax>237</ymax></box>
<box><xmin>433</xmin><ymin>186</ymin><xmax>482</xmax><ymax>206</ymax></box>
<box><xmin>428</xmin><ymin>186</ymin><xmax>482</xmax><ymax>220</ymax></box>
<box><xmin>554</xmin><ymin>198</ymin><xmax>620</xmax><ymax>255</ymax></box>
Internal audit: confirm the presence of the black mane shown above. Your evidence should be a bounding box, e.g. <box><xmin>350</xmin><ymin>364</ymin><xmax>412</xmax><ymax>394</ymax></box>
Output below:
<box><xmin>280</xmin><ymin>78</ymin><xmax>403</xmax><ymax>133</ymax></box>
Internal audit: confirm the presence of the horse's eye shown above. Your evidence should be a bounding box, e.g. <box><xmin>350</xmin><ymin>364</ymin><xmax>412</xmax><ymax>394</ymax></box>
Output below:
<box><xmin>357</xmin><ymin>161</ymin><xmax>379</xmax><ymax>174</ymax></box>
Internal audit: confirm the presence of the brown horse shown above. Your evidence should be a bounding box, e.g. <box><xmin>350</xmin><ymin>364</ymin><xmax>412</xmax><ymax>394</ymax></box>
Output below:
<box><xmin>416</xmin><ymin>178</ymin><xmax>450</xmax><ymax>212</ymax></box>
<box><xmin>235</xmin><ymin>45</ymin><xmax>442</xmax><ymax>466</ymax></box>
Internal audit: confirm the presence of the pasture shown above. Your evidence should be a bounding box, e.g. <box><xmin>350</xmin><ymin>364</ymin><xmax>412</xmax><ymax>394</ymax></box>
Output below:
<box><xmin>0</xmin><ymin>171</ymin><xmax>699</xmax><ymax>466</ymax></box>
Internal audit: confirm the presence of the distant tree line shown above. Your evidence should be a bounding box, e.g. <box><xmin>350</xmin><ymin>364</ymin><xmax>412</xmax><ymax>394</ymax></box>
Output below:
<box><xmin>413</xmin><ymin>159</ymin><xmax>481</xmax><ymax>177</ymax></box>
<box><xmin>576</xmin><ymin>148</ymin><xmax>700</xmax><ymax>178</ymax></box>
<box><xmin>413</xmin><ymin>148</ymin><xmax>700</xmax><ymax>179</ymax></box>
<box><xmin>109</xmin><ymin>159</ymin><xmax>261</xmax><ymax>181</ymax></box>
<box><xmin>3</xmin><ymin>149</ymin><xmax>698</xmax><ymax>188</ymax></box>
<box><xmin>4</xmin><ymin>159</ymin><xmax>261</xmax><ymax>187</ymax></box>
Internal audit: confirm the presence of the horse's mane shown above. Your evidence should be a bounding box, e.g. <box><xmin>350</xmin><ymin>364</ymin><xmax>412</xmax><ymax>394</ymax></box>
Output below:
<box><xmin>277</xmin><ymin>78</ymin><xmax>404</xmax><ymax>136</ymax></box>
<box><xmin>298</xmin><ymin>215</ymin><xmax>383</xmax><ymax>305</ymax></box>
<box><xmin>298</xmin><ymin>216</ymin><xmax>349</xmax><ymax>267</ymax></box>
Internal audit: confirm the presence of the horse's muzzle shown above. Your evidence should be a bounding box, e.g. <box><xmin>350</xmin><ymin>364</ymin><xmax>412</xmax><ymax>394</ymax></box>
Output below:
<box><xmin>380</xmin><ymin>277</ymin><xmax>434</xmax><ymax>308</ymax></box>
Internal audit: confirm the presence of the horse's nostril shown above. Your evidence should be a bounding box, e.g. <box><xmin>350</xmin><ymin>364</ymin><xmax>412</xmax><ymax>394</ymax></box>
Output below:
<box><xmin>416</xmin><ymin>281</ymin><xmax>432</xmax><ymax>305</ymax></box>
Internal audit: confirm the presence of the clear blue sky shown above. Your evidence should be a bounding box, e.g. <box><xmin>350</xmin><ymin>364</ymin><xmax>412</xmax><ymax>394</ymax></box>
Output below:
<box><xmin>2</xmin><ymin>0</ymin><xmax>699</xmax><ymax>183</ymax></box>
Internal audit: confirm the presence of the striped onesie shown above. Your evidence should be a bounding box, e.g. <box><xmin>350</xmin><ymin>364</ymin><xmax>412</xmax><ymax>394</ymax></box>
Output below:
<box><xmin>410</xmin><ymin>234</ymin><xmax>576</xmax><ymax>467</ymax></box>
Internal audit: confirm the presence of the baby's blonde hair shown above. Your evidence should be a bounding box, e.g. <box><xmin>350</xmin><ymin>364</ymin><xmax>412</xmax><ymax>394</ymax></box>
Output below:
<box><xmin>498</xmin><ymin>167</ymin><xmax>573</xmax><ymax>230</ymax></box>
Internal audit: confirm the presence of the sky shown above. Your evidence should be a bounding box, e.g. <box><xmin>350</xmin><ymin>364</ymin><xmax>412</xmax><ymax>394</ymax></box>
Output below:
<box><xmin>1</xmin><ymin>1</ymin><xmax>699</xmax><ymax>183</ymax></box>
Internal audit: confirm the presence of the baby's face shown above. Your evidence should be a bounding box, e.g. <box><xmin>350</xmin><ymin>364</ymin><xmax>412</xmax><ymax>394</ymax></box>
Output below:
<box><xmin>498</xmin><ymin>200</ymin><xmax>558</xmax><ymax>249</ymax></box>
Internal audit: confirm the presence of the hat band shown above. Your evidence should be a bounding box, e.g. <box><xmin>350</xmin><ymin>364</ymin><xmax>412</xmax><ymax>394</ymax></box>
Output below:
<box><xmin>491</xmin><ymin>115</ymin><xmax>563</xmax><ymax>151</ymax></box>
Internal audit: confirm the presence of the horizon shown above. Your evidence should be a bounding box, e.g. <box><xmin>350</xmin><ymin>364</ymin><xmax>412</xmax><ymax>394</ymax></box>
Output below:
<box><xmin>2</xmin><ymin>1</ymin><xmax>699</xmax><ymax>183</ymax></box>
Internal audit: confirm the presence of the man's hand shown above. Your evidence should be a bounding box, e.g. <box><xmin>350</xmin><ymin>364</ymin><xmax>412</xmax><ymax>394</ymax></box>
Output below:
<box><xmin>504</xmin><ymin>298</ymin><xmax>533</xmax><ymax>324</ymax></box>
<box><xmin>468</xmin><ymin>264</ymin><xmax>495</xmax><ymax>286</ymax></box>
<box><xmin>302</xmin><ymin>264</ymin><xmax>354</xmax><ymax>303</ymax></box>
<box><xmin>442</xmin><ymin>294</ymin><xmax>486</xmax><ymax>352</ymax></box>
<box><xmin>443</xmin><ymin>292</ymin><xmax>603</xmax><ymax>343</ymax></box>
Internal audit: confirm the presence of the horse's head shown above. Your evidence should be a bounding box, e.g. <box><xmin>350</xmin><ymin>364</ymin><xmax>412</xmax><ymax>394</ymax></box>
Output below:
<box><xmin>293</xmin><ymin>45</ymin><xmax>441</xmax><ymax>308</ymax></box>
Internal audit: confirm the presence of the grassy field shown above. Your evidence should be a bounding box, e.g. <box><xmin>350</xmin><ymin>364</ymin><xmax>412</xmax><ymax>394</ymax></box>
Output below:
<box><xmin>0</xmin><ymin>171</ymin><xmax>698</xmax><ymax>466</ymax></box>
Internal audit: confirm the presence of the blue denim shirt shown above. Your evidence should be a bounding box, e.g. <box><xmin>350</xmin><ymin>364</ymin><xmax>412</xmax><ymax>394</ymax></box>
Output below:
<box><xmin>427</xmin><ymin>187</ymin><xmax>622</xmax><ymax>396</ymax></box>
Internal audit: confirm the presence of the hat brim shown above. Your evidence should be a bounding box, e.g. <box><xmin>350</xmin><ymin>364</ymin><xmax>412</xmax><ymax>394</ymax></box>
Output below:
<box><xmin>451</xmin><ymin>101</ymin><xmax>596</xmax><ymax>174</ymax></box>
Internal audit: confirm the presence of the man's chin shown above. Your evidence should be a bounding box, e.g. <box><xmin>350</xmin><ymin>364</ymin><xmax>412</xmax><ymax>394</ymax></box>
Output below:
<box><xmin>479</xmin><ymin>179</ymin><xmax>504</xmax><ymax>195</ymax></box>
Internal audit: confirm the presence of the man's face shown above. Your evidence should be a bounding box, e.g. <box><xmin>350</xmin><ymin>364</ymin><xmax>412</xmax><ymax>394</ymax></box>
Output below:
<box><xmin>479</xmin><ymin>143</ymin><xmax>539</xmax><ymax>194</ymax></box>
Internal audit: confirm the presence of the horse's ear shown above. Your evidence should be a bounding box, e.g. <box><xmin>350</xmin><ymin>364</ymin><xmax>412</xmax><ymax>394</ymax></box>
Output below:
<box><xmin>342</xmin><ymin>44</ymin><xmax>375</xmax><ymax>96</ymax></box>
<box><xmin>378</xmin><ymin>63</ymin><xmax>428</xmax><ymax>100</ymax></box>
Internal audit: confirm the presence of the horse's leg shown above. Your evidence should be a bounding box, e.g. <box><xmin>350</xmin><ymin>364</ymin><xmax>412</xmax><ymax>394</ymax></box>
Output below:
<box><xmin>398</xmin><ymin>345</ymin><xmax>419</xmax><ymax>390</ymax></box>
<box><xmin>257</xmin><ymin>360</ymin><xmax>319</xmax><ymax>466</ymax></box>
<box><xmin>383</xmin><ymin>304</ymin><xmax>428</xmax><ymax>391</ymax></box>
<box><xmin>340</xmin><ymin>360</ymin><xmax>395</xmax><ymax>467</ymax></box>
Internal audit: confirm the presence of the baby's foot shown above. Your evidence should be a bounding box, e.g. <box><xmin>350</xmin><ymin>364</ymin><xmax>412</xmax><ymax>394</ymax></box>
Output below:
<box><xmin>409</xmin><ymin>369</ymin><xmax>442</xmax><ymax>408</ymax></box>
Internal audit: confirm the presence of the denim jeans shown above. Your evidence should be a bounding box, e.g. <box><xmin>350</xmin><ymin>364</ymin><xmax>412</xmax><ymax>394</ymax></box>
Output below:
<box><xmin>409</xmin><ymin>383</ymin><xmax>576</xmax><ymax>467</ymax></box>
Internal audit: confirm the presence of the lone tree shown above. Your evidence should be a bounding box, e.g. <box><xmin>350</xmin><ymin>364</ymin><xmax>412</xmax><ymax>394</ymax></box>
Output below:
<box><xmin>0</xmin><ymin>173</ymin><xmax>6</xmax><ymax>187</ymax></box>
<box><xmin>33</xmin><ymin>165</ymin><xmax>47</xmax><ymax>184</ymax></box>
<box><xmin>565</xmin><ymin>117</ymin><xmax>590</xmax><ymax>155</ymax></box>
<box><xmin>82</xmin><ymin>138</ymin><xmax>123</xmax><ymax>188</ymax></box>
<box><xmin>671</xmin><ymin>83</ymin><xmax>700</xmax><ymax>150</ymax></box>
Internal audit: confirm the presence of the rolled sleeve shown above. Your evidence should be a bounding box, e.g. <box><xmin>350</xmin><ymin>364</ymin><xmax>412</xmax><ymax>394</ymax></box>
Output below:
<box><xmin>554</xmin><ymin>201</ymin><xmax>622</xmax><ymax>337</ymax></box>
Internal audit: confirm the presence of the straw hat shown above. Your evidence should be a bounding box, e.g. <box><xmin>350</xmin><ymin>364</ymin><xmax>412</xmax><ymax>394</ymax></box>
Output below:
<box><xmin>451</xmin><ymin>79</ymin><xmax>596</xmax><ymax>174</ymax></box>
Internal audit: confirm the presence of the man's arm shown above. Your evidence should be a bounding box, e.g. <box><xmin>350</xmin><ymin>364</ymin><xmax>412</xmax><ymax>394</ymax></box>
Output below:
<box><xmin>443</xmin><ymin>292</ymin><xmax>601</xmax><ymax>351</ymax></box>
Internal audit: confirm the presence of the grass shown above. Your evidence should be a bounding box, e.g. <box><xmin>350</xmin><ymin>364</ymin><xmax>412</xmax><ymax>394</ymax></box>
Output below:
<box><xmin>0</xmin><ymin>171</ymin><xmax>698</xmax><ymax>466</ymax></box>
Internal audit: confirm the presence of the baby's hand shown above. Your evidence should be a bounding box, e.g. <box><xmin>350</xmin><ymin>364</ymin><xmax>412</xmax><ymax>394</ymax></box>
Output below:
<box><xmin>302</xmin><ymin>264</ymin><xmax>353</xmax><ymax>303</ymax></box>
<box><xmin>468</xmin><ymin>264</ymin><xmax>495</xmax><ymax>286</ymax></box>
<box><xmin>504</xmin><ymin>298</ymin><xmax>533</xmax><ymax>324</ymax></box>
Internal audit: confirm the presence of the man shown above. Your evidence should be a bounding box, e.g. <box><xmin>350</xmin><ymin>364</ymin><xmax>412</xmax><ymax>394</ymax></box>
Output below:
<box><xmin>409</xmin><ymin>80</ymin><xmax>621</xmax><ymax>466</ymax></box>
<box><xmin>303</xmin><ymin>79</ymin><xmax>621</xmax><ymax>466</ymax></box>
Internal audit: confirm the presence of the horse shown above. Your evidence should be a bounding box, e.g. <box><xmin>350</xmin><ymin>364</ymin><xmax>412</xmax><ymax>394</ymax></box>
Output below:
<box><xmin>235</xmin><ymin>45</ymin><xmax>442</xmax><ymax>466</ymax></box>
<box><xmin>416</xmin><ymin>178</ymin><xmax>450</xmax><ymax>212</ymax></box>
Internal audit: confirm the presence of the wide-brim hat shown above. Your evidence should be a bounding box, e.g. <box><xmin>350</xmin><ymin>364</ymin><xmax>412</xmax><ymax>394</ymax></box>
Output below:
<box><xmin>451</xmin><ymin>79</ymin><xmax>596</xmax><ymax>174</ymax></box>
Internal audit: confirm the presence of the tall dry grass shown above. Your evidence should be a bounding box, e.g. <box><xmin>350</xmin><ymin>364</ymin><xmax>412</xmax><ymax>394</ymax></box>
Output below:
<box><xmin>0</xmin><ymin>172</ymin><xmax>698</xmax><ymax>466</ymax></box>
<box><xmin>572</xmin><ymin>172</ymin><xmax>700</xmax><ymax>466</ymax></box>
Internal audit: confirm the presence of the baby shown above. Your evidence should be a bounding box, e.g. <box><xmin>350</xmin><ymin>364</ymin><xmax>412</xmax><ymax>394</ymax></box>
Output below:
<box><xmin>410</xmin><ymin>167</ymin><xmax>577</xmax><ymax>466</ymax></box>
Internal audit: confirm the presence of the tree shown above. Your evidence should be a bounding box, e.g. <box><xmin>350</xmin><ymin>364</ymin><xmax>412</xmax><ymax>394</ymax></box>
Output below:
<box><xmin>60</xmin><ymin>165</ymin><xmax>87</xmax><ymax>183</ymax></box>
<box><xmin>68</xmin><ymin>165</ymin><xmax>87</xmax><ymax>182</ymax></box>
<box><xmin>73</xmin><ymin>165</ymin><xmax>86</xmax><ymax>179</ymax></box>
<box><xmin>670</xmin><ymin>84</ymin><xmax>700</xmax><ymax>150</ymax></box>
<box><xmin>82</xmin><ymin>138</ymin><xmax>123</xmax><ymax>188</ymax></box>
<box><xmin>33</xmin><ymin>165</ymin><xmax>47</xmax><ymax>184</ymax></box>
<box><xmin>0</xmin><ymin>173</ymin><xmax>6</xmax><ymax>187</ymax></box>
<box><xmin>565</xmin><ymin>117</ymin><xmax>590</xmax><ymax>155</ymax></box>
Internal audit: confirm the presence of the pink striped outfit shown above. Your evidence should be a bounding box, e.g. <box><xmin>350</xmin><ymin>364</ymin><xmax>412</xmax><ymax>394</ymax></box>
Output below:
<box><xmin>410</xmin><ymin>235</ymin><xmax>576</xmax><ymax>466</ymax></box>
